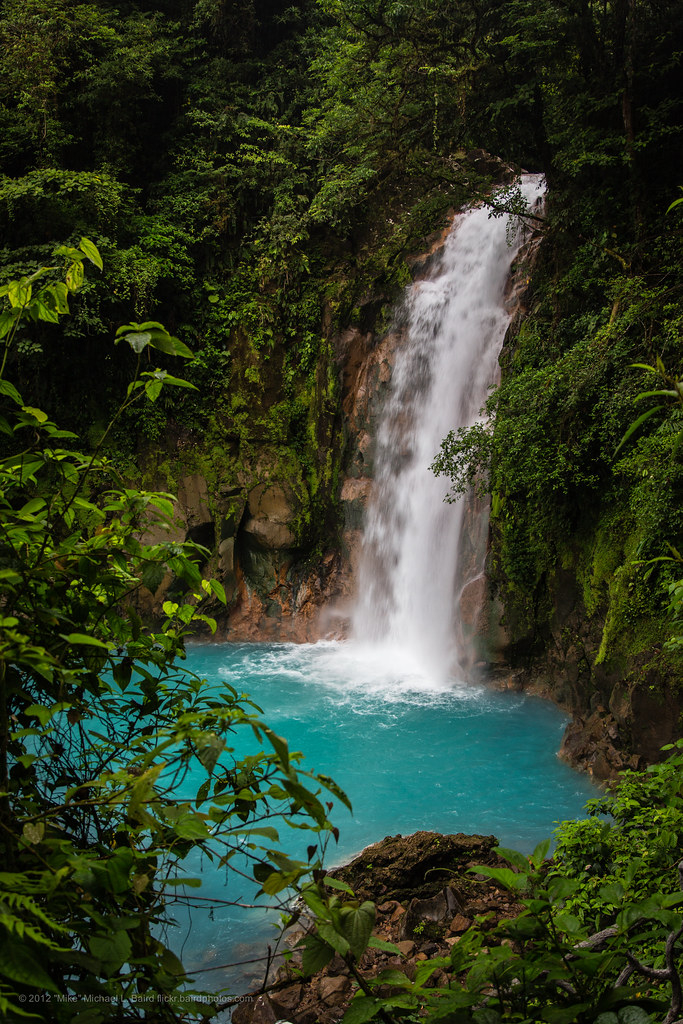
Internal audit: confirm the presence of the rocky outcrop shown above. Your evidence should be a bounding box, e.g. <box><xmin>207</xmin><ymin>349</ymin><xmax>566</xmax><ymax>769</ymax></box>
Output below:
<box><xmin>330</xmin><ymin>830</ymin><xmax>497</xmax><ymax>903</ymax></box>
<box><xmin>231</xmin><ymin>831</ymin><xmax>521</xmax><ymax>1024</ymax></box>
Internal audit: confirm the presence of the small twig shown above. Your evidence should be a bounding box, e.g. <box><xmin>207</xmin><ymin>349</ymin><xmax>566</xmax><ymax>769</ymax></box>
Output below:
<box><xmin>260</xmin><ymin>944</ymin><xmax>273</xmax><ymax>993</ymax></box>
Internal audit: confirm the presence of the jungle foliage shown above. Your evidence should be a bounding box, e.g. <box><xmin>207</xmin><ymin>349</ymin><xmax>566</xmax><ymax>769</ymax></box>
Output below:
<box><xmin>296</xmin><ymin>741</ymin><xmax>683</xmax><ymax>1024</ymax></box>
<box><xmin>1</xmin><ymin>0</ymin><xmax>683</xmax><ymax>1020</ymax></box>
<box><xmin>0</xmin><ymin>247</ymin><xmax>350</xmax><ymax>1020</ymax></box>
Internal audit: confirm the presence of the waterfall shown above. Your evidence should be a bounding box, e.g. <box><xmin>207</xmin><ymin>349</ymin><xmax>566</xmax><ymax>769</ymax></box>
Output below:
<box><xmin>351</xmin><ymin>175</ymin><xmax>545</xmax><ymax>684</ymax></box>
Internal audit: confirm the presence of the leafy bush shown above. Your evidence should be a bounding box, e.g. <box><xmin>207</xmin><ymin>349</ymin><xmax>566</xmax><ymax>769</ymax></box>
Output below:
<box><xmin>0</xmin><ymin>245</ymin><xmax>346</xmax><ymax>1020</ymax></box>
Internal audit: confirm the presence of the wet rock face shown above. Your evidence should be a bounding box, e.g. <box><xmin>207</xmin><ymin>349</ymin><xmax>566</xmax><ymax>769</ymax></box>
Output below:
<box><xmin>243</xmin><ymin>482</ymin><xmax>298</xmax><ymax>551</ymax></box>
<box><xmin>560</xmin><ymin>709</ymin><xmax>643</xmax><ymax>781</ymax></box>
<box><xmin>232</xmin><ymin>831</ymin><xmax>521</xmax><ymax>1024</ymax></box>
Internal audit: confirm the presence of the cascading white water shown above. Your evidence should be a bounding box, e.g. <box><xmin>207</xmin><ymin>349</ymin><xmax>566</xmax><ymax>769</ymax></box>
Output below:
<box><xmin>351</xmin><ymin>175</ymin><xmax>545</xmax><ymax>684</ymax></box>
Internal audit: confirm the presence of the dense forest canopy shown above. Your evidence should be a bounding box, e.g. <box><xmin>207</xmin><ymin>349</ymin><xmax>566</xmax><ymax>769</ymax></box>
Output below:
<box><xmin>1</xmin><ymin>0</ymin><xmax>683</xmax><ymax>1020</ymax></box>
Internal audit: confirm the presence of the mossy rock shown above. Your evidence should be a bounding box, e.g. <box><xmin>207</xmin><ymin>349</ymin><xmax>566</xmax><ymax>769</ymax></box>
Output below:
<box><xmin>329</xmin><ymin>830</ymin><xmax>498</xmax><ymax>903</ymax></box>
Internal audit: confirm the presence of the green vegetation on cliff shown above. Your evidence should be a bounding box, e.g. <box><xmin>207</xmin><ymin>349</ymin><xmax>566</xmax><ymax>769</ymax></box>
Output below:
<box><xmin>2</xmin><ymin>0</ymin><xmax>683</xmax><ymax>1019</ymax></box>
<box><xmin>1</xmin><ymin>0</ymin><xmax>680</xmax><ymax>639</ymax></box>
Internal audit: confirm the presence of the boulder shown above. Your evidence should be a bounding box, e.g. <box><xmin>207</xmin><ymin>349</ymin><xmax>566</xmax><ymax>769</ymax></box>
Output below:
<box><xmin>177</xmin><ymin>473</ymin><xmax>212</xmax><ymax>529</ymax></box>
<box><xmin>399</xmin><ymin>888</ymin><xmax>463</xmax><ymax>940</ymax></box>
<box><xmin>242</xmin><ymin>482</ymin><xmax>298</xmax><ymax>551</ymax></box>
<box><xmin>317</xmin><ymin>975</ymin><xmax>352</xmax><ymax>1006</ymax></box>
<box><xmin>269</xmin><ymin>984</ymin><xmax>303</xmax><ymax>1018</ymax></box>
<box><xmin>447</xmin><ymin>914</ymin><xmax>472</xmax><ymax>935</ymax></box>
<box><xmin>329</xmin><ymin>831</ymin><xmax>498</xmax><ymax>903</ymax></box>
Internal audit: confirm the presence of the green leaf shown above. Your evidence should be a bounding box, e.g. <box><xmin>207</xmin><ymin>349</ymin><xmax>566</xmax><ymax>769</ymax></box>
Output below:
<box><xmin>8</xmin><ymin>278</ymin><xmax>31</xmax><ymax>308</ymax></box>
<box><xmin>548</xmin><ymin>876</ymin><xmax>581</xmax><ymax>901</ymax></box>
<box><xmin>495</xmin><ymin>846</ymin><xmax>530</xmax><ymax>871</ymax></box>
<box><xmin>341</xmin><ymin>996</ymin><xmax>387</xmax><ymax>1024</ymax></box>
<box><xmin>614</xmin><ymin>405</ymin><xmax>663</xmax><ymax>456</ymax></box>
<box><xmin>105</xmin><ymin>849</ymin><xmax>135</xmax><ymax>894</ymax></box>
<box><xmin>300</xmin><ymin>885</ymin><xmax>329</xmax><ymax>918</ymax></box>
<box><xmin>20</xmin><ymin>406</ymin><xmax>48</xmax><ymax>423</ymax></box>
<box><xmin>61</xmin><ymin>633</ymin><xmax>111</xmax><ymax>649</ymax></box>
<box><xmin>197</xmin><ymin>732</ymin><xmax>225</xmax><ymax>773</ymax></box>
<box><xmin>618</xmin><ymin>1007</ymin><xmax>653</xmax><ymax>1024</ymax></box>
<box><xmin>0</xmin><ymin>941</ymin><xmax>60</xmax><ymax>993</ymax></box>
<box><xmin>160</xmin><ymin>945</ymin><xmax>185</xmax><ymax>977</ymax></box>
<box><xmin>79</xmin><ymin>237</ymin><xmax>103</xmax><ymax>271</ymax></box>
<box><xmin>121</xmin><ymin>331</ymin><xmax>152</xmax><ymax>353</ymax></box>
<box><xmin>541</xmin><ymin>1005</ymin><xmax>588</xmax><ymax>1024</ymax></box>
<box><xmin>89</xmin><ymin>930</ymin><xmax>132</xmax><ymax>970</ymax></box>
<box><xmin>264</xmin><ymin>727</ymin><xmax>289</xmax><ymax>771</ymax></box>
<box><xmin>324</xmin><ymin>876</ymin><xmax>355</xmax><ymax>895</ymax></box>
<box><xmin>317</xmin><ymin>921</ymin><xmax>350</xmax><ymax>956</ymax></box>
<box><xmin>155</xmin><ymin>372</ymin><xmax>197</xmax><ymax>390</ymax></box>
<box><xmin>666</xmin><ymin>190</ymin><xmax>683</xmax><ymax>214</ymax></box>
<box><xmin>598</xmin><ymin>881</ymin><xmax>625</xmax><ymax>904</ymax></box>
<box><xmin>208</xmin><ymin>578</ymin><xmax>227</xmax><ymax>604</ymax></box>
<box><xmin>18</xmin><ymin>497</ymin><xmax>46</xmax><ymax>516</ymax></box>
<box><xmin>22</xmin><ymin>821</ymin><xmax>45</xmax><ymax>844</ymax></box>
<box><xmin>0</xmin><ymin>379</ymin><xmax>23</xmax><ymax>405</ymax></box>
<box><xmin>230</xmin><ymin>826</ymin><xmax>281</xmax><ymax>842</ymax></box>
<box><xmin>34</xmin><ymin>300</ymin><xmax>59</xmax><ymax>323</ymax></box>
<box><xmin>553</xmin><ymin>911</ymin><xmax>583</xmax><ymax>935</ymax></box>
<box><xmin>44</xmin><ymin>281</ymin><xmax>70</xmax><ymax>314</ymax></box>
<box><xmin>66</xmin><ymin>259</ymin><xmax>84</xmax><ymax>293</ymax></box>
<box><xmin>530</xmin><ymin>837</ymin><xmax>551</xmax><ymax>867</ymax></box>
<box><xmin>147</xmin><ymin>331</ymin><xmax>194</xmax><ymax>359</ymax></box>
<box><xmin>469</xmin><ymin>865</ymin><xmax>528</xmax><ymax>891</ymax></box>
<box><xmin>300</xmin><ymin>932</ymin><xmax>335</xmax><ymax>975</ymax></box>
<box><xmin>172</xmin><ymin>812</ymin><xmax>211</xmax><ymax>841</ymax></box>
<box><xmin>367</xmin><ymin>936</ymin><xmax>402</xmax><ymax>954</ymax></box>
<box><xmin>340</xmin><ymin>901</ymin><xmax>375</xmax><ymax>959</ymax></box>
<box><xmin>144</xmin><ymin>378</ymin><xmax>163</xmax><ymax>402</ymax></box>
<box><xmin>25</xmin><ymin>704</ymin><xmax>54</xmax><ymax>725</ymax></box>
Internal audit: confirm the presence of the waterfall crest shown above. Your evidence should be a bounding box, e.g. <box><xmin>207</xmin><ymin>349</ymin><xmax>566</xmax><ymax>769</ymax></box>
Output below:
<box><xmin>351</xmin><ymin>175</ymin><xmax>545</xmax><ymax>684</ymax></box>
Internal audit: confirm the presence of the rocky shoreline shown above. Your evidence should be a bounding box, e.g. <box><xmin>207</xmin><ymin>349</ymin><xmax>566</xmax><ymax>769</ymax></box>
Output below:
<box><xmin>232</xmin><ymin>831</ymin><xmax>524</xmax><ymax>1024</ymax></box>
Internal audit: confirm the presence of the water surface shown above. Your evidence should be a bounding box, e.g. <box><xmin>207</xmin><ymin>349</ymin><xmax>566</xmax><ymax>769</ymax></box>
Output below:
<box><xmin>172</xmin><ymin>641</ymin><xmax>596</xmax><ymax>994</ymax></box>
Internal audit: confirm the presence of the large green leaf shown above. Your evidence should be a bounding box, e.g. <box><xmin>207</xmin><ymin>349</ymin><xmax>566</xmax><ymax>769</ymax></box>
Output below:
<box><xmin>147</xmin><ymin>331</ymin><xmax>194</xmax><ymax>359</ymax></box>
<box><xmin>79</xmin><ymin>237</ymin><xmax>103</xmax><ymax>271</ymax></box>
<box><xmin>340</xmin><ymin>901</ymin><xmax>375</xmax><ymax>959</ymax></box>
<box><xmin>0</xmin><ymin>937</ymin><xmax>60</xmax><ymax>992</ymax></box>
<box><xmin>341</xmin><ymin>996</ymin><xmax>388</xmax><ymax>1024</ymax></box>
<box><xmin>89</xmin><ymin>930</ymin><xmax>132</xmax><ymax>971</ymax></box>
<box><xmin>264</xmin><ymin>727</ymin><xmax>289</xmax><ymax>771</ymax></box>
<box><xmin>469</xmin><ymin>864</ymin><xmax>528</xmax><ymax>891</ymax></box>
<box><xmin>300</xmin><ymin>933</ymin><xmax>335</xmax><ymax>976</ymax></box>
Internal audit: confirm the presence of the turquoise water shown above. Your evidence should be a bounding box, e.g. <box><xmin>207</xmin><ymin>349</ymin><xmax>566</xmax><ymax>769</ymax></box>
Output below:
<box><xmin>170</xmin><ymin>641</ymin><xmax>597</xmax><ymax>994</ymax></box>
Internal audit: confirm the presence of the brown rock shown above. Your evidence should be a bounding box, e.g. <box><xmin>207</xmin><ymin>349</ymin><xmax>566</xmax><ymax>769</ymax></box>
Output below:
<box><xmin>395</xmin><ymin>940</ymin><xmax>416</xmax><ymax>957</ymax></box>
<box><xmin>269</xmin><ymin>984</ymin><xmax>303</xmax><ymax>1018</ymax></box>
<box><xmin>177</xmin><ymin>473</ymin><xmax>212</xmax><ymax>528</ymax></box>
<box><xmin>230</xmin><ymin>1001</ymin><xmax>254</xmax><ymax>1024</ymax></box>
<box><xmin>331</xmin><ymin>832</ymin><xmax>495</xmax><ymax>903</ymax></box>
<box><xmin>399</xmin><ymin>888</ymin><xmax>463</xmax><ymax>939</ymax></box>
<box><xmin>251</xmin><ymin>995</ymin><xmax>277</xmax><ymax>1024</ymax></box>
<box><xmin>447</xmin><ymin>914</ymin><xmax>472</xmax><ymax>935</ymax></box>
<box><xmin>243</xmin><ymin>482</ymin><xmax>298</xmax><ymax>550</ymax></box>
<box><xmin>317</xmin><ymin>975</ymin><xmax>352</xmax><ymax>1006</ymax></box>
